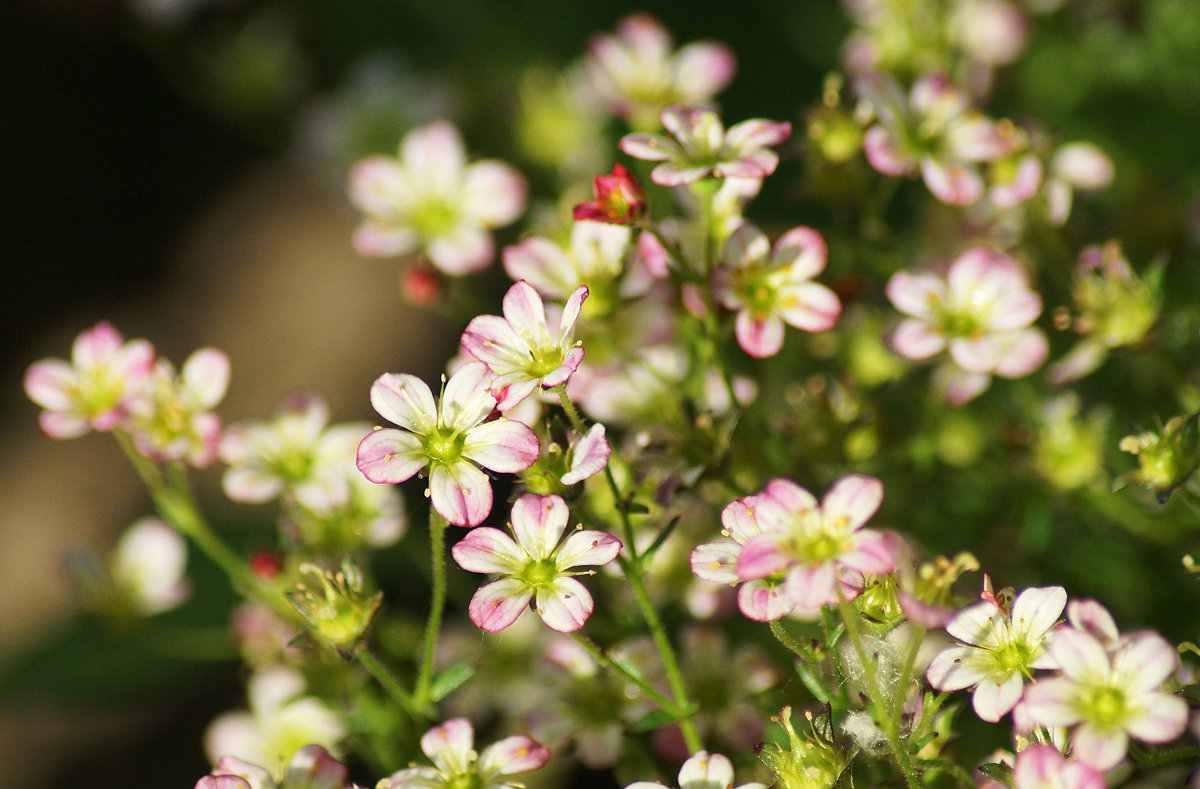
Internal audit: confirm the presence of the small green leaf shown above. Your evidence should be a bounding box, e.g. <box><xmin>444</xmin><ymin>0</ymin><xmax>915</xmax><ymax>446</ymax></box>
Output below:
<box><xmin>630</xmin><ymin>708</ymin><xmax>678</xmax><ymax>733</ymax></box>
<box><xmin>430</xmin><ymin>662</ymin><xmax>475</xmax><ymax>702</ymax></box>
<box><xmin>976</xmin><ymin>761</ymin><xmax>1013</xmax><ymax>781</ymax></box>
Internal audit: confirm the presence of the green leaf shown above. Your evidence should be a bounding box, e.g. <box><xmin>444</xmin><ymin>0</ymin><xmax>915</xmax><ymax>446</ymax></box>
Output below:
<box><xmin>429</xmin><ymin>662</ymin><xmax>475</xmax><ymax>702</ymax></box>
<box><xmin>630</xmin><ymin>708</ymin><xmax>678</xmax><ymax>733</ymax></box>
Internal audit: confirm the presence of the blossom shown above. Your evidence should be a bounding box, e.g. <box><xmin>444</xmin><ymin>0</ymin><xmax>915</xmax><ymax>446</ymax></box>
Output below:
<box><xmin>573</xmin><ymin>164</ymin><xmax>648</xmax><ymax>224</ymax></box>
<box><xmin>377</xmin><ymin>718</ymin><xmax>549</xmax><ymax>789</ymax></box>
<box><xmin>1011</xmin><ymin>744</ymin><xmax>1104</xmax><ymax>789</ymax></box>
<box><xmin>24</xmin><ymin>321</ymin><xmax>155</xmax><ymax>438</ymax></box>
<box><xmin>1021</xmin><ymin>629</ymin><xmax>1188</xmax><ymax>770</ymax></box>
<box><xmin>347</xmin><ymin>120</ymin><xmax>526</xmax><ymax>275</ymax></box>
<box><xmin>126</xmin><ymin>347</ymin><xmax>230</xmax><ymax>467</ymax></box>
<box><xmin>356</xmin><ymin>361</ymin><xmax>540</xmax><ymax>527</ymax></box>
<box><xmin>858</xmin><ymin>73</ymin><xmax>1015</xmax><ymax>205</ymax></box>
<box><xmin>452</xmin><ymin>493</ymin><xmax>621</xmax><ymax>632</ymax></box>
<box><xmin>197</xmin><ymin>745</ymin><xmax>360</xmax><ymax>789</ymax></box>
<box><xmin>626</xmin><ymin>750</ymin><xmax>766</xmax><ymax>789</ymax></box>
<box><xmin>502</xmin><ymin>220</ymin><xmax>633</xmax><ymax>306</ymax></box>
<box><xmin>926</xmin><ymin>585</ymin><xmax>1066</xmax><ymax>722</ymax></box>
<box><xmin>886</xmin><ymin>246</ymin><xmax>1047</xmax><ymax>404</ymax></box>
<box><xmin>460</xmin><ymin>280</ymin><xmax>589</xmax><ymax>410</ymax></box>
<box><xmin>620</xmin><ymin>105</ymin><xmax>791</xmax><ymax>186</ymax></box>
<box><xmin>710</xmin><ymin>223</ymin><xmax>841</xmax><ymax>358</ymax></box>
<box><xmin>522</xmin><ymin>423</ymin><xmax>613</xmax><ymax>495</ymax></box>
<box><xmin>735</xmin><ymin>475</ymin><xmax>897</xmax><ymax>613</ymax></box>
<box><xmin>110</xmin><ymin>517</ymin><xmax>190</xmax><ymax>616</ymax></box>
<box><xmin>1045</xmin><ymin>142</ymin><xmax>1114</xmax><ymax>225</ymax></box>
<box><xmin>585</xmin><ymin>13</ymin><xmax>735</xmax><ymax>129</ymax></box>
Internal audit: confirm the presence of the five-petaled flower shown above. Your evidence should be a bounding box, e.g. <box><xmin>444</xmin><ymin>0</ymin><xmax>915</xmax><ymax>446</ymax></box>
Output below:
<box><xmin>711</xmin><ymin>222</ymin><xmax>841</xmax><ymax>358</ymax></box>
<box><xmin>196</xmin><ymin>744</ymin><xmax>360</xmax><ymax>789</ymax></box>
<box><xmin>1021</xmin><ymin>627</ymin><xmax>1188</xmax><ymax>770</ymax></box>
<box><xmin>926</xmin><ymin>584</ymin><xmax>1066</xmax><ymax>723</ymax></box>
<box><xmin>452</xmin><ymin>493</ymin><xmax>621</xmax><ymax>633</ymax></box>
<box><xmin>620</xmin><ymin>105</ymin><xmax>791</xmax><ymax>186</ymax></box>
<box><xmin>1010</xmin><ymin>743</ymin><xmax>1104</xmax><ymax>789</ymax></box>
<box><xmin>573</xmin><ymin>164</ymin><xmax>648</xmax><ymax>224</ymax></box>
<box><xmin>356</xmin><ymin>361</ymin><xmax>540</xmax><ymax>527</ymax></box>
<box><xmin>347</xmin><ymin>120</ymin><xmax>527</xmax><ymax>275</ymax></box>
<box><xmin>626</xmin><ymin>749</ymin><xmax>766</xmax><ymax>789</ymax></box>
<box><xmin>460</xmin><ymin>280</ymin><xmax>589</xmax><ymax>411</ymax></box>
<box><xmin>376</xmin><ymin>718</ymin><xmax>549</xmax><ymax>789</ymax></box>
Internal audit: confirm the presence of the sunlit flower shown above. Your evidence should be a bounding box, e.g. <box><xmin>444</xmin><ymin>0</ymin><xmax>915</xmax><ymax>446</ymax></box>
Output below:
<box><xmin>356</xmin><ymin>361</ymin><xmax>540</xmax><ymax>527</ymax></box>
<box><xmin>626</xmin><ymin>750</ymin><xmax>766</xmax><ymax>789</ymax></box>
<box><xmin>197</xmin><ymin>745</ymin><xmax>360</xmax><ymax>789</ymax></box>
<box><xmin>24</xmin><ymin>321</ymin><xmax>155</xmax><ymax>438</ymax></box>
<box><xmin>502</xmin><ymin>220</ymin><xmax>633</xmax><ymax>307</ymax></box>
<box><xmin>574</xmin><ymin>164</ymin><xmax>648</xmax><ymax>224</ymax></box>
<box><xmin>620</xmin><ymin>105</ymin><xmax>791</xmax><ymax>186</ymax></box>
<box><xmin>886</xmin><ymin>246</ymin><xmax>1047</xmax><ymax>404</ymax></box>
<box><xmin>377</xmin><ymin>718</ymin><xmax>549</xmax><ymax>789</ymax></box>
<box><xmin>347</xmin><ymin>120</ymin><xmax>526</xmax><ymax>275</ymax></box>
<box><xmin>460</xmin><ymin>280</ymin><xmax>589</xmax><ymax>410</ymax></box>
<box><xmin>452</xmin><ymin>493</ymin><xmax>621</xmax><ymax>632</ymax></box>
<box><xmin>1022</xmin><ymin>628</ymin><xmax>1188</xmax><ymax>770</ymax></box>
<box><xmin>926</xmin><ymin>585</ymin><xmax>1066</xmax><ymax>722</ymax></box>
<box><xmin>735</xmin><ymin>475</ymin><xmax>897</xmax><ymax>612</ymax></box>
<box><xmin>711</xmin><ymin>223</ymin><xmax>841</xmax><ymax>358</ymax></box>
<box><xmin>126</xmin><ymin>347</ymin><xmax>230</xmax><ymax>467</ymax></box>
<box><xmin>585</xmin><ymin>13</ymin><xmax>735</xmax><ymax>129</ymax></box>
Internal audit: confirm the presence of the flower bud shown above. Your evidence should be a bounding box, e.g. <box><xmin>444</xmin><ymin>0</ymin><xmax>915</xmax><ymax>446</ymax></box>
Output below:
<box><xmin>1119</xmin><ymin>413</ymin><xmax>1200</xmax><ymax>502</ymax></box>
<box><xmin>287</xmin><ymin>560</ymin><xmax>382</xmax><ymax>649</ymax></box>
<box><xmin>573</xmin><ymin>164</ymin><xmax>647</xmax><ymax>224</ymax></box>
<box><xmin>759</xmin><ymin>706</ymin><xmax>848</xmax><ymax>789</ymax></box>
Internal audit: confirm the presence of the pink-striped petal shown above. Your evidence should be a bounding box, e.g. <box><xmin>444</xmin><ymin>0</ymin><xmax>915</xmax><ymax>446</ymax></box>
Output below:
<box><xmin>691</xmin><ymin>540</ymin><xmax>740</xmax><ymax>584</ymax></box>
<box><xmin>369</xmin><ymin>373</ymin><xmax>437</xmax><ymax>435</ymax></box>
<box><xmin>724</xmin><ymin>118</ymin><xmax>792</xmax><ymax>151</ymax></box>
<box><xmin>23</xmin><ymin>359</ymin><xmax>76</xmax><ymax>410</ymax></box>
<box><xmin>451</xmin><ymin>526</ymin><xmax>525</xmax><ymax>574</ymax></box>
<box><xmin>735</xmin><ymin>311</ymin><xmax>785</xmax><ymax>358</ymax></box>
<box><xmin>971</xmin><ymin>671</ymin><xmax>1025</xmax><ymax>722</ymax></box>
<box><xmin>537</xmin><ymin>577</ymin><xmax>594</xmax><ymax>632</ymax></box>
<box><xmin>736</xmin><ymin>533</ymin><xmax>791</xmax><ymax>580</ymax></box>
<box><xmin>462</xmin><ymin>419</ymin><xmax>539</xmax><ymax>473</ymax></box>
<box><xmin>1071</xmin><ymin>724</ymin><xmax>1128</xmax><ymax>771</ymax></box>
<box><xmin>462</xmin><ymin>161</ymin><xmax>527</xmax><ymax>226</ymax></box>
<box><xmin>479</xmin><ymin>735</ymin><xmax>550</xmax><ymax>775</ymax></box>
<box><xmin>556</xmin><ymin>530</ymin><xmax>621</xmax><ymax>569</ymax></box>
<box><xmin>468</xmin><ymin>577</ymin><xmax>532</xmax><ymax>632</ymax></box>
<box><xmin>441</xmin><ymin>362</ymin><xmax>496</xmax><ymax>432</ymax></box>
<box><xmin>777</xmin><ymin>283</ymin><xmax>841</xmax><ymax>332</ymax></box>
<box><xmin>421</xmin><ymin>717</ymin><xmax>475</xmax><ymax>772</ymax></box>
<box><xmin>618</xmin><ymin>133</ymin><xmax>677</xmax><ymax>162</ymax></box>
<box><xmin>511</xmin><ymin>493</ymin><xmax>569</xmax><ymax>560</ymax></box>
<box><xmin>560</xmin><ymin>423</ymin><xmax>610</xmax><ymax>484</ymax></box>
<box><xmin>430</xmin><ymin>461</ymin><xmax>492</xmax><ymax>527</ymax></box>
<box><xmin>892</xmin><ymin>319</ymin><xmax>946</xmax><ymax>360</ymax></box>
<box><xmin>356</xmin><ymin>429</ymin><xmax>427</xmax><ymax>484</ymax></box>
<box><xmin>822</xmin><ymin>474</ymin><xmax>883</xmax><ymax>531</ymax></box>
<box><xmin>427</xmin><ymin>226</ymin><xmax>494</xmax><ymax>275</ymax></box>
<box><xmin>737</xmin><ymin>579</ymin><xmax>795</xmax><ymax>622</ymax></box>
<box><xmin>1124</xmin><ymin>692</ymin><xmax>1188</xmax><ymax>744</ymax></box>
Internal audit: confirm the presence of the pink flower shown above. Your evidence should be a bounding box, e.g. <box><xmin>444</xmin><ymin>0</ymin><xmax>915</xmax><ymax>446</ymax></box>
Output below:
<box><xmin>585</xmin><ymin>13</ymin><xmax>735</xmax><ymax>128</ymax></box>
<box><xmin>711</xmin><ymin>223</ymin><xmax>841</xmax><ymax>358</ymax></box>
<box><xmin>1022</xmin><ymin>629</ymin><xmax>1188</xmax><ymax>770</ymax></box>
<box><xmin>735</xmin><ymin>475</ymin><xmax>897</xmax><ymax>612</ymax></box>
<box><xmin>573</xmin><ymin>164</ymin><xmax>648</xmax><ymax>224</ymax></box>
<box><xmin>452</xmin><ymin>493</ymin><xmax>621</xmax><ymax>632</ymax></box>
<box><xmin>356</xmin><ymin>361</ymin><xmax>539</xmax><ymax>527</ymax></box>
<box><xmin>377</xmin><ymin>718</ymin><xmax>549</xmax><ymax>789</ymax></box>
<box><xmin>620</xmin><ymin>105</ymin><xmax>791</xmax><ymax>186</ymax></box>
<box><xmin>24</xmin><ymin>321</ymin><xmax>155</xmax><ymax>438</ymax></box>
<box><xmin>460</xmin><ymin>280</ymin><xmax>588</xmax><ymax>410</ymax></box>
<box><xmin>1011</xmin><ymin>744</ymin><xmax>1104</xmax><ymax>789</ymax></box>
<box><xmin>502</xmin><ymin>220</ymin><xmax>633</xmax><ymax>303</ymax></box>
<box><xmin>886</xmin><ymin>246</ymin><xmax>1047</xmax><ymax>404</ymax></box>
<box><xmin>347</xmin><ymin>121</ymin><xmax>526</xmax><ymax>275</ymax></box>
<box><xmin>198</xmin><ymin>744</ymin><xmax>358</xmax><ymax>789</ymax></box>
<box><xmin>126</xmin><ymin>347</ymin><xmax>230</xmax><ymax>467</ymax></box>
<box><xmin>926</xmin><ymin>585</ymin><xmax>1066</xmax><ymax>723</ymax></box>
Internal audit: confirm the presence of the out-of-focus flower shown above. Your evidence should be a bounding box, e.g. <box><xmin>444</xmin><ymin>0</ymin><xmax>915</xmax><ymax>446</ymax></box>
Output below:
<box><xmin>126</xmin><ymin>347</ymin><xmax>230</xmax><ymax>467</ymax></box>
<box><xmin>1045</xmin><ymin>142</ymin><xmax>1115</xmax><ymax>225</ymax></box>
<box><xmin>887</xmin><ymin>246</ymin><xmax>1047</xmax><ymax>404</ymax></box>
<box><xmin>460</xmin><ymin>280</ymin><xmax>589</xmax><ymax>410</ymax></box>
<box><xmin>205</xmin><ymin>666</ymin><xmax>347</xmax><ymax>774</ymax></box>
<box><xmin>627</xmin><ymin>749</ymin><xmax>767</xmax><ymax>789</ymax></box>
<box><xmin>926</xmin><ymin>585</ymin><xmax>1066</xmax><ymax>723</ymax></box>
<box><xmin>196</xmin><ymin>744</ymin><xmax>360</xmax><ymax>789</ymax></box>
<box><xmin>758</xmin><ymin>706</ymin><xmax>847</xmax><ymax>789</ymax></box>
<box><xmin>1010</xmin><ymin>743</ymin><xmax>1103</xmax><ymax>789</ymax></box>
<box><xmin>620</xmin><ymin>105</ymin><xmax>791</xmax><ymax>186</ymax></box>
<box><xmin>356</xmin><ymin>361</ymin><xmax>540</xmax><ymax>527</ymax></box>
<box><xmin>1118</xmin><ymin>413</ymin><xmax>1200</xmax><ymax>503</ymax></box>
<box><xmin>376</xmin><ymin>718</ymin><xmax>549</xmax><ymax>789</ymax></box>
<box><xmin>736</xmin><ymin>475</ymin><xmax>897</xmax><ymax>613</ymax></box>
<box><xmin>347</xmin><ymin>120</ymin><xmax>526</xmax><ymax>275</ymax></box>
<box><xmin>287</xmin><ymin>560</ymin><xmax>382</xmax><ymax>649</ymax></box>
<box><xmin>503</xmin><ymin>221</ymin><xmax>634</xmax><ymax>310</ymax></box>
<box><xmin>858</xmin><ymin>73</ymin><xmax>1015</xmax><ymax>205</ymax></box>
<box><xmin>110</xmin><ymin>517</ymin><xmax>190</xmax><ymax>616</ymax></box>
<box><xmin>24</xmin><ymin>321</ymin><xmax>155</xmax><ymax>439</ymax></box>
<box><xmin>451</xmin><ymin>493</ymin><xmax>621</xmax><ymax>633</ymax></box>
<box><xmin>573</xmin><ymin>164</ymin><xmax>648</xmax><ymax>224</ymax></box>
<box><xmin>585</xmin><ymin>13</ymin><xmax>735</xmax><ymax>130</ymax></box>
<box><xmin>711</xmin><ymin>223</ymin><xmax>841</xmax><ymax>358</ymax></box>
<box><xmin>1022</xmin><ymin>629</ymin><xmax>1187</xmax><ymax>770</ymax></box>
<box><xmin>1032</xmin><ymin>394</ymin><xmax>1107</xmax><ymax>490</ymax></box>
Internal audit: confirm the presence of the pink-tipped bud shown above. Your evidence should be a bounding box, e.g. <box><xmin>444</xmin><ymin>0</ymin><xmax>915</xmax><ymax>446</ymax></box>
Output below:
<box><xmin>573</xmin><ymin>164</ymin><xmax>647</xmax><ymax>224</ymax></box>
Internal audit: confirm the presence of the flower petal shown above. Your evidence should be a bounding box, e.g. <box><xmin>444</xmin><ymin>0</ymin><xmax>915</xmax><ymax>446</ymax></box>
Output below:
<box><xmin>356</xmin><ymin>429</ymin><xmax>427</xmax><ymax>484</ymax></box>
<box><xmin>971</xmin><ymin>670</ymin><xmax>1024</xmax><ymax>722</ymax></box>
<box><xmin>441</xmin><ymin>361</ymin><xmax>496</xmax><ymax>432</ymax></box>
<box><xmin>430</xmin><ymin>461</ymin><xmax>493</xmax><ymax>527</ymax></box>
<box><xmin>462</xmin><ymin>419</ymin><xmax>540</xmax><ymax>473</ymax></box>
<box><xmin>556</xmin><ymin>530</ymin><xmax>621</xmax><ymax>569</ymax></box>
<box><xmin>451</xmin><ymin>526</ymin><xmax>526</xmax><ymax>574</ymax></box>
<box><xmin>510</xmin><ymin>493</ymin><xmax>569</xmax><ymax>560</ymax></box>
<box><xmin>479</xmin><ymin>735</ymin><xmax>549</xmax><ymax>776</ymax></box>
<box><xmin>536</xmin><ymin>577</ymin><xmax>594</xmax><ymax>632</ymax></box>
<box><xmin>468</xmin><ymin>577</ymin><xmax>532</xmax><ymax>632</ymax></box>
<box><xmin>370</xmin><ymin>373</ymin><xmax>436</xmax><ymax>434</ymax></box>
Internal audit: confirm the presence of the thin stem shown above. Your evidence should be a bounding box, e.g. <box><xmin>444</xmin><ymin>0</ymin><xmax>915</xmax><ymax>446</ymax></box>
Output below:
<box><xmin>892</xmin><ymin>623</ymin><xmax>926</xmax><ymax>725</ymax></box>
<box><xmin>569</xmin><ymin>633</ymin><xmax>680</xmax><ymax>714</ymax></box>
<box><xmin>617</xmin><ymin>553</ymin><xmax>703</xmax><ymax>753</ymax></box>
<box><xmin>554</xmin><ymin>385</ymin><xmax>634</xmax><ymax>550</ymax></box>
<box><xmin>413</xmin><ymin>506</ymin><xmax>448</xmax><ymax>717</ymax></box>
<box><xmin>357</xmin><ymin>647</ymin><xmax>421</xmax><ymax>719</ymax></box>
<box><xmin>834</xmin><ymin>587</ymin><xmax>920</xmax><ymax>789</ymax></box>
<box><xmin>769</xmin><ymin>619</ymin><xmax>808</xmax><ymax>660</ymax></box>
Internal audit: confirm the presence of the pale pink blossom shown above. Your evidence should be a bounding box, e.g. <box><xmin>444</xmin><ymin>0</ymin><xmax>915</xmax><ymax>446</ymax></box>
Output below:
<box><xmin>887</xmin><ymin>246</ymin><xmax>1047</xmax><ymax>403</ymax></box>
<box><xmin>198</xmin><ymin>745</ymin><xmax>359</xmax><ymax>789</ymax></box>
<box><xmin>126</xmin><ymin>347</ymin><xmax>230</xmax><ymax>467</ymax></box>
<box><xmin>502</xmin><ymin>220</ymin><xmax>633</xmax><ymax>303</ymax></box>
<box><xmin>926</xmin><ymin>585</ymin><xmax>1066</xmax><ymax>723</ymax></box>
<box><xmin>377</xmin><ymin>718</ymin><xmax>549</xmax><ymax>789</ymax></box>
<box><xmin>356</xmin><ymin>361</ymin><xmax>539</xmax><ymax>527</ymax></box>
<box><xmin>735</xmin><ymin>475</ymin><xmax>897</xmax><ymax>613</ymax></box>
<box><xmin>347</xmin><ymin>120</ymin><xmax>526</xmax><ymax>275</ymax></box>
<box><xmin>460</xmin><ymin>280</ymin><xmax>588</xmax><ymax>410</ymax></box>
<box><xmin>626</xmin><ymin>750</ymin><xmax>766</xmax><ymax>789</ymax></box>
<box><xmin>711</xmin><ymin>223</ymin><xmax>841</xmax><ymax>358</ymax></box>
<box><xmin>452</xmin><ymin>493</ymin><xmax>621</xmax><ymax>633</ymax></box>
<box><xmin>1011</xmin><ymin>744</ymin><xmax>1104</xmax><ymax>789</ymax></box>
<box><xmin>586</xmin><ymin>13</ymin><xmax>735</xmax><ymax>128</ymax></box>
<box><xmin>111</xmin><ymin>517</ymin><xmax>190</xmax><ymax>616</ymax></box>
<box><xmin>1045</xmin><ymin>142</ymin><xmax>1114</xmax><ymax>225</ymax></box>
<box><xmin>620</xmin><ymin>105</ymin><xmax>791</xmax><ymax>186</ymax></box>
<box><xmin>24</xmin><ymin>321</ymin><xmax>155</xmax><ymax>438</ymax></box>
<box><xmin>1022</xmin><ymin>629</ymin><xmax>1188</xmax><ymax>770</ymax></box>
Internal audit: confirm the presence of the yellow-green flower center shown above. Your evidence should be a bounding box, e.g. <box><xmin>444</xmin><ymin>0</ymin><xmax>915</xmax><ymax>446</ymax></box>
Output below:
<box><xmin>522</xmin><ymin>557</ymin><xmax>558</xmax><ymax>588</ymax></box>
<box><xmin>425</xmin><ymin>427</ymin><xmax>466</xmax><ymax>465</ymax></box>
<box><xmin>1083</xmin><ymin>685</ymin><xmax>1127</xmax><ymax>727</ymax></box>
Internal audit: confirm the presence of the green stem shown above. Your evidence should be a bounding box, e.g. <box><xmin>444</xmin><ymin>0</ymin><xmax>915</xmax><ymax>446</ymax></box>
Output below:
<box><xmin>357</xmin><ymin>647</ymin><xmax>421</xmax><ymax>719</ymax></box>
<box><xmin>617</xmin><ymin>553</ymin><xmax>703</xmax><ymax>753</ymax></box>
<box><xmin>834</xmin><ymin>588</ymin><xmax>920</xmax><ymax>789</ymax></box>
<box><xmin>412</xmin><ymin>507</ymin><xmax>448</xmax><ymax>716</ymax></box>
<box><xmin>769</xmin><ymin>619</ymin><xmax>808</xmax><ymax>659</ymax></box>
<box><xmin>555</xmin><ymin>385</ymin><xmax>634</xmax><ymax>550</ymax></box>
<box><xmin>569</xmin><ymin>633</ymin><xmax>680</xmax><ymax>714</ymax></box>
